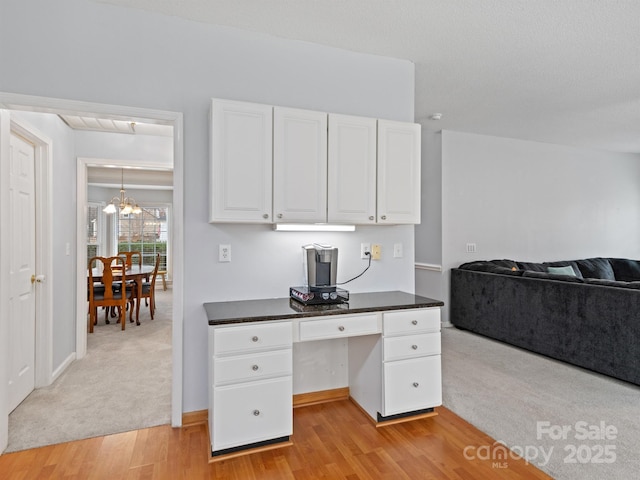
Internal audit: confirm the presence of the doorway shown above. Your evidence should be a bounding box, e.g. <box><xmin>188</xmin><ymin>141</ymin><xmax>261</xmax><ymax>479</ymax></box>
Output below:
<box><xmin>0</xmin><ymin>93</ymin><xmax>184</xmax><ymax>454</ymax></box>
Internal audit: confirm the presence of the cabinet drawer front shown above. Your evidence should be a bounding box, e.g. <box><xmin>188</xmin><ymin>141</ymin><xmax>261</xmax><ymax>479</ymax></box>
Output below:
<box><xmin>213</xmin><ymin>349</ymin><xmax>292</xmax><ymax>385</ymax></box>
<box><xmin>213</xmin><ymin>321</ymin><xmax>292</xmax><ymax>355</ymax></box>
<box><xmin>299</xmin><ymin>314</ymin><xmax>379</xmax><ymax>341</ymax></box>
<box><xmin>383</xmin><ymin>356</ymin><xmax>442</xmax><ymax>416</ymax></box>
<box><xmin>383</xmin><ymin>333</ymin><xmax>440</xmax><ymax>361</ymax></box>
<box><xmin>383</xmin><ymin>308</ymin><xmax>440</xmax><ymax>336</ymax></box>
<box><xmin>212</xmin><ymin>377</ymin><xmax>292</xmax><ymax>451</ymax></box>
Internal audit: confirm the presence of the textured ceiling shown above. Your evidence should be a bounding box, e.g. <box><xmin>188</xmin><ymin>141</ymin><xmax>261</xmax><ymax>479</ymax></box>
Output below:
<box><xmin>96</xmin><ymin>0</ymin><xmax>640</xmax><ymax>153</ymax></box>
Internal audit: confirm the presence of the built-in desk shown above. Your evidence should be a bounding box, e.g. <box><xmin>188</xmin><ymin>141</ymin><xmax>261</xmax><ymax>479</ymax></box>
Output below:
<box><xmin>204</xmin><ymin>291</ymin><xmax>444</xmax><ymax>459</ymax></box>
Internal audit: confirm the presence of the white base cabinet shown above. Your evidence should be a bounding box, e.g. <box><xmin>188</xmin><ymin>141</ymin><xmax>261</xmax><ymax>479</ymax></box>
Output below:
<box><xmin>349</xmin><ymin>307</ymin><xmax>442</xmax><ymax>421</ymax></box>
<box><xmin>208</xmin><ymin>304</ymin><xmax>441</xmax><ymax>456</ymax></box>
<box><xmin>209</xmin><ymin>320</ymin><xmax>293</xmax><ymax>455</ymax></box>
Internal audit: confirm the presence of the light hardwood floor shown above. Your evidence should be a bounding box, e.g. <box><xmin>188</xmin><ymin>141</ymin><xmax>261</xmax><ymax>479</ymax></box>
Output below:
<box><xmin>0</xmin><ymin>400</ymin><xmax>551</xmax><ymax>479</ymax></box>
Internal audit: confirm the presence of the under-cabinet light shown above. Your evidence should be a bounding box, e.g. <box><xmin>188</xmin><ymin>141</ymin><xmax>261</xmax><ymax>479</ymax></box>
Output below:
<box><xmin>274</xmin><ymin>224</ymin><xmax>356</xmax><ymax>232</ymax></box>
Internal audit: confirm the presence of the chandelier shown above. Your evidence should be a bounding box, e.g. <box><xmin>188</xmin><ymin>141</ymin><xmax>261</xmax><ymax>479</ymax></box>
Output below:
<box><xmin>103</xmin><ymin>168</ymin><xmax>142</xmax><ymax>215</ymax></box>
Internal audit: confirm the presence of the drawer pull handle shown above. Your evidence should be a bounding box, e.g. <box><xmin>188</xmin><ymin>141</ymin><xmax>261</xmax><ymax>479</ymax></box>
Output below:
<box><xmin>381</xmin><ymin>215</ymin><xmax>387</xmax><ymax>220</ymax></box>
<box><xmin>252</xmin><ymin>364</ymin><xmax>259</xmax><ymax>371</ymax></box>
<box><xmin>411</xmin><ymin>320</ymin><xmax>418</xmax><ymax>325</ymax></box>
<box><xmin>338</xmin><ymin>326</ymin><xmax>345</xmax><ymax>332</ymax></box>
<box><xmin>411</xmin><ymin>344</ymin><xmax>418</xmax><ymax>350</ymax></box>
<box><xmin>263</xmin><ymin>213</ymin><xmax>269</xmax><ymax>219</ymax></box>
<box><xmin>251</xmin><ymin>336</ymin><xmax>259</xmax><ymax>342</ymax></box>
<box><xmin>413</xmin><ymin>382</ymin><xmax>419</xmax><ymax>388</ymax></box>
<box><xmin>253</xmin><ymin>410</ymin><xmax>260</xmax><ymax>416</ymax></box>
<box><xmin>369</xmin><ymin>216</ymin><xmax>374</xmax><ymax>221</ymax></box>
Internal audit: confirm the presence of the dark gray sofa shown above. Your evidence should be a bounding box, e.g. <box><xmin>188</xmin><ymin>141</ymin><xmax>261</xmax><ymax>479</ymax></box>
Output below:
<box><xmin>450</xmin><ymin>257</ymin><xmax>640</xmax><ymax>386</ymax></box>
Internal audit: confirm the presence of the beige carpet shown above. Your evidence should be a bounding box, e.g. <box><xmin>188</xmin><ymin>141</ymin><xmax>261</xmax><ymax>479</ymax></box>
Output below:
<box><xmin>443</xmin><ymin>326</ymin><xmax>640</xmax><ymax>480</ymax></box>
<box><xmin>6</xmin><ymin>289</ymin><xmax>172</xmax><ymax>452</ymax></box>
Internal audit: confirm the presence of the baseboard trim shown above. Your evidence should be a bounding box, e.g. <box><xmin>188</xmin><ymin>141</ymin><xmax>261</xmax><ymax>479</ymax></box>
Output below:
<box><xmin>350</xmin><ymin>397</ymin><xmax>439</xmax><ymax>427</ymax></box>
<box><xmin>182</xmin><ymin>409</ymin><xmax>207</xmax><ymax>426</ymax></box>
<box><xmin>293</xmin><ymin>387</ymin><xmax>350</xmax><ymax>408</ymax></box>
<box><xmin>51</xmin><ymin>352</ymin><xmax>76</xmax><ymax>384</ymax></box>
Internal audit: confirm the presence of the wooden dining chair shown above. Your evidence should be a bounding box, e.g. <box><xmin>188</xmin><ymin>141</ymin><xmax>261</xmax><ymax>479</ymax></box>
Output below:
<box><xmin>88</xmin><ymin>256</ymin><xmax>132</xmax><ymax>332</ymax></box>
<box><xmin>131</xmin><ymin>253</ymin><xmax>160</xmax><ymax>324</ymax></box>
<box><xmin>117</xmin><ymin>251</ymin><xmax>142</xmax><ymax>268</ymax></box>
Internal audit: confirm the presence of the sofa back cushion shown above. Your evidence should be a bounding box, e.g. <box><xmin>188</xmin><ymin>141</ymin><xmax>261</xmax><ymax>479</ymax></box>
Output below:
<box><xmin>575</xmin><ymin>258</ymin><xmax>615</xmax><ymax>280</ymax></box>
<box><xmin>609</xmin><ymin>258</ymin><xmax>640</xmax><ymax>282</ymax></box>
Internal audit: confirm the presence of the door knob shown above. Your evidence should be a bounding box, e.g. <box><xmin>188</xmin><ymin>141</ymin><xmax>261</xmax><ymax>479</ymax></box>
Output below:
<box><xmin>31</xmin><ymin>274</ymin><xmax>36</xmax><ymax>284</ymax></box>
<box><xmin>31</xmin><ymin>274</ymin><xmax>44</xmax><ymax>284</ymax></box>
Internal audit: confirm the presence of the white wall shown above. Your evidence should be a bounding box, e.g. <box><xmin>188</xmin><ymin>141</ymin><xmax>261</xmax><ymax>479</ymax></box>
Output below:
<box><xmin>437</xmin><ymin>130</ymin><xmax>640</xmax><ymax>323</ymax></box>
<box><xmin>1</xmin><ymin>0</ymin><xmax>416</xmax><ymax>413</ymax></box>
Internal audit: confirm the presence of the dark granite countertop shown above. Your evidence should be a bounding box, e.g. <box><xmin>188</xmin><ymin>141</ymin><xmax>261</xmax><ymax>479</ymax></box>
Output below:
<box><xmin>205</xmin><ymin>291</ymin><xmax>444</xmax><ymax>325</ymax></box>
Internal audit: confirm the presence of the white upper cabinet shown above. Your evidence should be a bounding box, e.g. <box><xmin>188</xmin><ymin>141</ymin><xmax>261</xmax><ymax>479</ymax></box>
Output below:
<box><xmin>210</xmin><ymin>99</ymin><xmax>273</xmax><ymax>223</ymax></box>
<box><xmin>327</xmin><ymin>114</ymin><xmax>377</xmax><ymax>224</ymax></box>
<box><xmin>273</xmin><ymin>107</ymin><xmax>328</xmax><ymax>223</ymax></box>
<box><xmin>377</xmin><ymin>120</ymin><xmax>421</xmax><ymax>224</ymax></box>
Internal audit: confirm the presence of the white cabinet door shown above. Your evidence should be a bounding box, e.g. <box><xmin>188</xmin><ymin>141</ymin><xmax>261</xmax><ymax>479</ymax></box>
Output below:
<box><xmin>210</xmin><ymin>99</ymin><xmax>273</xmax><ymax>223</ymax></box>
<box><xmin>212</xmin><ymin>376</ymin><xmax>292</xmax><ymax>451</ymax></box>
<box><xmin>273</xmin><ymin>107</ymin><xmax>328</xmax><ymax>223</ymax></box>
<box><xmin>383</xmin><ymin>355</ymin><xmax>442</xmax><ymax>416</ymax></box>
<box><xmin>327</xmin><ymin>114</ymin><xmax>377</xmax><ymax>224</ymax></box>
<box><xmin>377</xmin><ymin>120</ymin><xmax>421</xmax><ymax>224</ymax></box>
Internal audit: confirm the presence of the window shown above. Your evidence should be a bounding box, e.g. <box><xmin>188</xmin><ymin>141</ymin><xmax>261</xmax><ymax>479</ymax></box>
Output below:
<box><xmin>117</xmin><ymin>206</ymin><xmax>169</xmax><ymax>273</ymax></box>
<box><xmin>87</xmin><ymin>203</ymin><xmax>105</xmax><ymax>260</ymax></box>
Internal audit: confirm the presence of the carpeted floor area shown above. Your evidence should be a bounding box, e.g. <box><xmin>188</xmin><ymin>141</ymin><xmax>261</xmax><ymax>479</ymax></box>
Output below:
<box><xmin>442</xmin><ymin>326</ymin><xmax>640</xmax><ymax>480</ymax></box>
<box><xmin>6</xmin><ymin>289</ymin><xmax>172</xmax><ymax>453</ymax></box>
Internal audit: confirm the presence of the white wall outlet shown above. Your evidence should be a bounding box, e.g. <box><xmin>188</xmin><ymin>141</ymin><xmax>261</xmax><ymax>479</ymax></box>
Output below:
<box><xmin>219</xmin><ymin>244</ymin><xmax>231</xmax><ymax>262</ymax></box>
<box><xmin>393</xmin><ymin>243</ymin><xmax>403</xmax><ymax>258</ymax></box>
<box><xmin>466</xmin><ymin>243</ymin><xmax>477</xmax><ymax>253</ymax></box>
<box><xmin>371</xmin><ymin>244</ymin><xmax>382</xmax><ymax>260</ymax></box>
<box><xmin>361</xmin><ymin>243</ymin><xmax>371</xmax><ymax>259</ymax></box>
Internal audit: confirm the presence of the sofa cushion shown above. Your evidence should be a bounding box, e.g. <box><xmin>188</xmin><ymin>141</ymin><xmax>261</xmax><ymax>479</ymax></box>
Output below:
<box><xmin>575</xmin><ymin>258</ymin><xmax>615</xmax><ymax>280</ymax></box>
<box><xmin>516</xmin><ymin>261</ymin><xmax>547</xmax><ymax>272</ymax></box>
<box><xmin>609</xmin><ymin>258</ymin><xmax>640</xmax><ymax>282</ymax></box>
<box><xmin>544</xmin><ymin>260</ymin><xmax>584</xmax><ymax>278</ymax></box>
<box><xmin>488</xmin><ymin>259</ymin><xmax>519</xmax><ymax>269</ymax></box>
<box><xmin>547</xmin><ymin>265</ymin><xmax>577</xmax><ymax>277</ymax></box>
<box><xmin>522</xmin><ymin>270</ymin><xmax>584</xmax><ymax>283</ymax></box>
<box><xmin>458</xmin><ymin>261</ymin><xmax>523</xmax><ymax>276</ymax></box>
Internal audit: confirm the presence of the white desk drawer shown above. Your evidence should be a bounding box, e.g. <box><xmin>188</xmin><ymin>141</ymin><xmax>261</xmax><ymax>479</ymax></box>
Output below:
<box><xmin>212</xmin><ymin>376</ymin><xmax>292</xmax><ymax>451</ymax></box>
<box><xmin>213</xmin><ymin>321</ymin><xmax>292</xmax><ymax>355</ymax></box>
<box><xmin>299</xmin><ymin>314</ymin><xmax>379</xmax><ymax>342</ymax></box>
<box><xmin>382</xmin><ymin>308</ymin><xmax>440</xmax><ymax>336</ymax></box>
<box><xmin>213</xmin><ymin>349</ymin><xmax>292</xmax><ymax>385</ymax></box>
<box><xmin>383</xmin><ymin>355</ymin><xmax>442</xmax><ymax>416</ymax></box>
<box><xmin>383</xmin><ymin>333</ymin><xmax>440</xmax><ymax>361</ymax></box>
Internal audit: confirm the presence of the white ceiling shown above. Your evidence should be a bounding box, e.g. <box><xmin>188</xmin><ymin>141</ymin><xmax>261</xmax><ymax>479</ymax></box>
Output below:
<box><xmin>96</xmin><ymin>0</ymin><xmax>640</xmax><ymax>154</ymax></box>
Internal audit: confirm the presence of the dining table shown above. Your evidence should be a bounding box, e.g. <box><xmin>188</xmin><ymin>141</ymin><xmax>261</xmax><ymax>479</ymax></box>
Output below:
<box><xmin>89</xmin><ymin>264</ymin><xmax>156</xmax><ymax>324</ymax></box>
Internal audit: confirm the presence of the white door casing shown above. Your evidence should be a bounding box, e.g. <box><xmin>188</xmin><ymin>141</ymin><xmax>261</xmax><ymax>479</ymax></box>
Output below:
<box><xmin>8</xmin><ymin>132</ymin><xmax>36</xmax><ymax>413</ymax></box>
<box><xmin>0</xmin><ymin>93</ymin><xmax>184</xmax><ymax>458</ymax></box>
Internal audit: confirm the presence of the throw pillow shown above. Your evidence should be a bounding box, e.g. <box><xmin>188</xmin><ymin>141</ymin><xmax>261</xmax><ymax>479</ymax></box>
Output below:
<box><xmin>547</xmin><ymin>265</ymin><xmax>577</xmax><ymax>276</ymax></box>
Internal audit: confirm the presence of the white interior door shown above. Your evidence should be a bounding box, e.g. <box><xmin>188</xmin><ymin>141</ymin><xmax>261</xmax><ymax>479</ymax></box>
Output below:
<box><xmin>8</xmin><ymin>132</ymin><xmax>36</xmax><ymax>413</ymax></box>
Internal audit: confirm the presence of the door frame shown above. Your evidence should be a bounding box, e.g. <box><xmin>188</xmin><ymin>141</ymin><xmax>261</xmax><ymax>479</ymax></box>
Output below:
<box><xmin>0</xmin><ymin>111</ymin><xmax>54</xmax><ymax>451</ymax></box>
<box><xmin>0</xmin><ymin>92</ymin><xmax>184</xmax><ymax>455</ymax></box>
<box><xmin>76</xmin><ymin>157</ymin><xmax>171</xmax><ymax>357</ymax></box>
